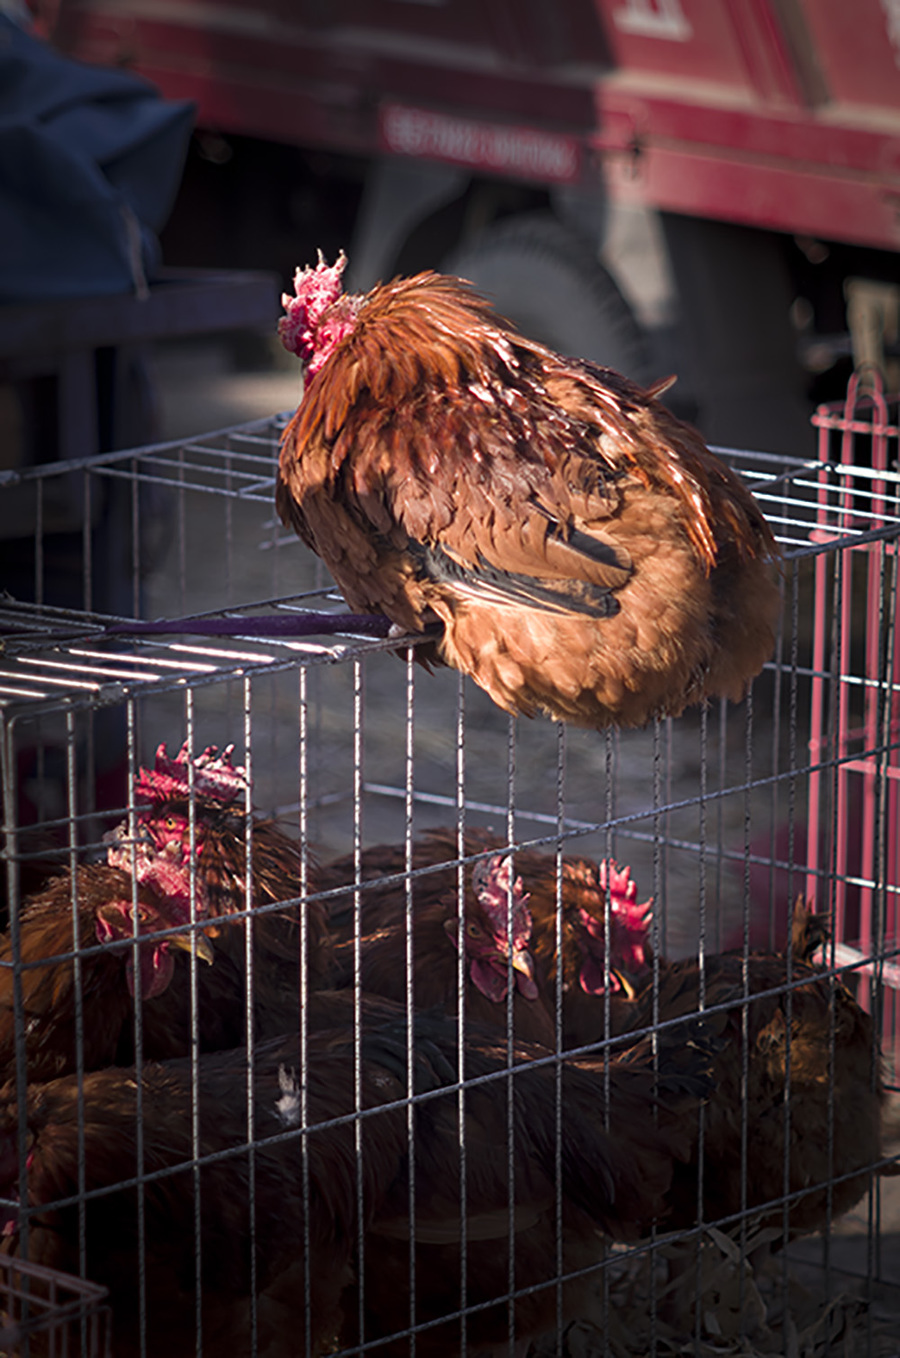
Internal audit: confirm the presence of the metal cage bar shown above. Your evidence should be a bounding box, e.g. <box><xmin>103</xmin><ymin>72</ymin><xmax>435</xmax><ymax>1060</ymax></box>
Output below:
<box><xmin>0</xmin><ymin>378</ymin><xmax>898</xmax><ymax>1357</ymax></box>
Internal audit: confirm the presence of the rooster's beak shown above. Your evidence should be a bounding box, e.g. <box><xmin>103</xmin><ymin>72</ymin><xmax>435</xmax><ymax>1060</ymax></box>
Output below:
<box><xmin>511</xmin><ymin>948</ymin><xmax>535</xmax><ymax>981</ymax></box>
<box><xmin>611</xmin><ymin>969</ymin><xmax>636</xmax><ymax>1000</ymax></box>
<box><xmin>103</xmin><ymin>820</ymin><xmax>153</xmax><ymax>846</ymax></box>
<box><xmin>168</xmin><ymin>931</ymin><xmax>215</xmax><ymax>965</ymax></box>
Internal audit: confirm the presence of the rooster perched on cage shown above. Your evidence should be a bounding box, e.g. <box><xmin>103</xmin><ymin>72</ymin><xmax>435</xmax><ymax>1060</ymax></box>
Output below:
<box><xmin>0</xmin><ymin>1001</ymin><xmax>709</xmax><ymax>1358</ymax></box>
<box><xmin>276</xmin><ymin>253</ymin><xmax>780</xmax><ymax>729</ymax></box>
<box><xmin>532</xmin><ymin>863</ymin><xmax>891</xmax><ymax>1242</ymax></box>
<box><xmin>0</xmin><ymin>862</ymin><xmax>213</xmax><ymax>1085</ymax></box>
<box><xmin>324</xmin><ymin>839</ymin><xmax>555</xmax><ymax>1045</ymax></box>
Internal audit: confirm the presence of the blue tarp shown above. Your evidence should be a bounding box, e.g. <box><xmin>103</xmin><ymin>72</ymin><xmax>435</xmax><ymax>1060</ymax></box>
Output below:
<box><xmin>0</xmin><ymin>15</ymin><xmax>194</xmax><ymax>301</ymax></box>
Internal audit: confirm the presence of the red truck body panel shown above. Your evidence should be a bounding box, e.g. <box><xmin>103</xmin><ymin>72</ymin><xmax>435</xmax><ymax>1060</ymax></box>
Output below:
<box><xmin>53</xmin><ymin>0</ymin><xmax>900</xmax><ymax>251</ymax></box>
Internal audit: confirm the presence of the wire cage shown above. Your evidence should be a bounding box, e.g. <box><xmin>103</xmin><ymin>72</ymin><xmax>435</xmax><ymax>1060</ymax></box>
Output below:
<box><xmin>0</xmin><ymin>1256</ymin><xmax>110</xmax><ymax>1356</ymax></box>
<box><xmin>0</xmin><ymin>372</ymin><xmax>898</xmax><ymax>1357</ymax></box>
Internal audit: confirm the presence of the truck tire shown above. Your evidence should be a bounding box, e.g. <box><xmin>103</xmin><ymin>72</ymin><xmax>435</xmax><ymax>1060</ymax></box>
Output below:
<box><xmin>660</xmin><ymin>214</ymin><xmax>814</xmax><ymax>457</ymax></box>
<box><xmin>442</xmin><ymin>211</ymin><xmax>652</xmax><ymax>384</ymax></box>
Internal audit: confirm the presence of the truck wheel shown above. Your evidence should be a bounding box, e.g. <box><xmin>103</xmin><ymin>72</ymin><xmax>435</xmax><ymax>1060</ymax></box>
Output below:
<box><xmin>660</xmin><ymin>214</ymin><xmax>814</xmax><ymax>457</ymax></box>
<box><xmin>442</xmin><ymin>212</ymin><xmax>652</xmax><ymax>384</ymax></box>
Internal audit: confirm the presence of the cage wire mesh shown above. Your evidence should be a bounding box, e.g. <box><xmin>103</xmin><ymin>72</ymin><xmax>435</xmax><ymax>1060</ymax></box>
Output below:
<box><xmin>0</xmin><ymin>1256</ymin><xmax>110</xmax><ymax>1356</ymax></box>
<box><xmin>0</xmin><ymin>371</ymin><xmax>898</xmax><ymax>1357</ymax></box>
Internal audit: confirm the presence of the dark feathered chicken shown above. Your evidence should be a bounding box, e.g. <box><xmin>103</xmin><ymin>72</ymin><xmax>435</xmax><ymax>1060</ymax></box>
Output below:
<box><xmin>645</xmin><ymin>903</ymin><xmax>890</xmax><ymax>1239</ymax></box>
<box><xmin>276</xmin><ymin>254</ymin><xmax>780</xmax><ymax>729</ymax></box>
<box><xmin>0</xmin><ymin>863</ymin><xmax>213</xmax><ymax>1085</ymax></box>
<box><xmin>324</xmin><ymin>840</ymin><xmax>555</xmax><ymax>1045</ymax></box>
<box><xmin>530</xmin><ymin>867</ymin><xmax>892</xmax><ymax>1242</ymax></box>
<box><xmin>0</xmin><ymin>1022</ymin><xmax>420</xmax><ymax>1358</ymax></box>
<box><xmin>323</xmin><ymin>826</ymin><xmax>652</xmax><ymax>1050</ymax></box>
<box><xmin>0</xmin><ymin>1004</ymin><xmax>708</xmax><ymax>1358</ymax></box>
<box><xmin>344</xmin><ymin>1002</ymin><xmax>717</xmax><ymax>1357</ymax></box>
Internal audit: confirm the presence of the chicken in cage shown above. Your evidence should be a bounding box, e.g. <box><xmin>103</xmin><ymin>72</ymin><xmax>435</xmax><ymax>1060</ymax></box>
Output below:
<box><xmin>0</xmin><ymin>294</ymin><xmax>899</xmax><ymax>1357</ymax></box>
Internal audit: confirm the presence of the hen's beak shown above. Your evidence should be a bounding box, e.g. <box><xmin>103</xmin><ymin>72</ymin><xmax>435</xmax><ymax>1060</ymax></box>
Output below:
<box><xmin>168</xmin><ymin>931</ymin><xmax>215</xmax><ymax>965</ymax></box>
<box><xmin>103</xmin><ymin>821</ymin><xmax>153</xmax><ymax>851</ymax></box>
<box><xmin>511</xmin><ymin>947</ymin><xmax>535</xmax><ymax>981</ymax></box>
<box><xmin>611</xmin><ymin>968</ymin><xmax>636</xmax><ymax>1000</ymax></box>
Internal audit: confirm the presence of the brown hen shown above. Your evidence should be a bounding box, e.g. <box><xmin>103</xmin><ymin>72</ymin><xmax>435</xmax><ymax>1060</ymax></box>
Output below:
<box><xmin>323</xmin><ymin>825</ymin><xmax>654</xmax><ymax>1051</ymax></box>
<box><xmin>0</xmin><ymin>863</ymin><xmax>213</xmax><ymax>1085</ymax></box>
<box><xmin>276</xmin><ymin>254</ymin><xmax>780</xmax><ymax>729</ymax></box>
<box><xmin>323</xmin><ymin>835</ymin><xmax>556</xmax><ymax>1045</ymax></box>
<box><xmin>528</xmin><ymin>868</ymin><xmax>893</xmax><ymax>1242</ymax></box>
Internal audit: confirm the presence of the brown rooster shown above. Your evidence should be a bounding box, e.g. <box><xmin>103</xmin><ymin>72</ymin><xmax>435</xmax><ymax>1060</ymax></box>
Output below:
<box><xmin>0</xmin><ymin>862</ymin><xmax>213</xmax><ymax>1085</ymax></box>
<box><xmin>324</xmin><ymin>839</ymin><xmax>556</xmax><ymax>1045</ymax></box>
<box><xmin>106</xmin><ymin>742</ymin><xmax>336</xmax><ymax>1008</ymax></box>
<box><xmin>323</xmin><ymin>825</ymin><xmax>652</xmax><ymax>1051</ymax></box>
<box><xmin>0</xmin><ymin>1004</ymin><xmax>707</xmax><ymax>1358</ymax></box>
<box><xmin>110</xmin><ymin>743</ymin><xmax>323</xmax><ymax>916</ymax></box>
<box><xmin>276</xmin><ymin>253</ymin><xmax>780</xmax><ymax>729</ymax></box>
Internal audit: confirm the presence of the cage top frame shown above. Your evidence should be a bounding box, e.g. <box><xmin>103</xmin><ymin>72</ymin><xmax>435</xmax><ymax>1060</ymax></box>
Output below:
<box><xmin>2</xmin><ymin>378</ymin><xmax>898</xmax><ymax>713</ymax></box>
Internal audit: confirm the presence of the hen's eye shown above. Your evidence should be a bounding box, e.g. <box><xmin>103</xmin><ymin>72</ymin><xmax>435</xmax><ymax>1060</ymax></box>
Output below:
<box><xmin>164</xmin><ymin>816</ymin><xmax>178</xmax><ymax>831</ymax></box>
<box><xmin>466</xmin><ymin>922</ymin><xmax>482</xmax><ymax>938</ymax></box>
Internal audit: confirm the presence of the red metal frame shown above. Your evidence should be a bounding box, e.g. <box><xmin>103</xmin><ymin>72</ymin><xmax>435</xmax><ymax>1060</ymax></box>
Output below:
<box><xmin>806</xmin><ymin>371</ymin><xmax>900</xmax><ymax>1076</ymax></box>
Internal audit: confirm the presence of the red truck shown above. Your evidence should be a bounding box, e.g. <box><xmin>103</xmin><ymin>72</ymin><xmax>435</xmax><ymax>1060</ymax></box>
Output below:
<box><xmin>48</xmin><ymin>0</ymin><xmax>900</xmax><ymax>456</ymax></box>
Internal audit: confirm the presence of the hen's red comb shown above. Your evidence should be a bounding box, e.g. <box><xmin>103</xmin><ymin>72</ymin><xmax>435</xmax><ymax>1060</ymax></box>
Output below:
<box><xmin>134</xmin><ymin>742</ymin><xmax>250</xmax><ymax>805</ymax></box>
<box><xmin>596</xmin><ymin>859</ymin><xmax>652</xmax><ymax>925</ymax></box>
<box><xmin>472</xmin><ymin>854</ymin><xmax>533</xmax><ymax>944</ymax></box>
<box><xmin>278</xmin><ymin>250</ymin><xmax>347</xmax><ymax>357</ymax></box>
<box><xmin>577</xmin><ymin>858</ymin><xmax>653</xmax><ymax>978</ymax></box>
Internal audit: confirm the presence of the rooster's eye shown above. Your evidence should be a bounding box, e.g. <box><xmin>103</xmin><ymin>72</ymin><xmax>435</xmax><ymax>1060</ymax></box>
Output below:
<box><xmin>164</xmin><ymin>816</ymin><xmax>178</xmax><ymax>831</ymax></box>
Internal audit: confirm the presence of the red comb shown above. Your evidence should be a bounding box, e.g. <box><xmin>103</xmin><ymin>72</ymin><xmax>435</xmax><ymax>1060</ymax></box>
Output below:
<box><xmin>278</xmin><ymin>250</ymin><xmax>348</xmax><ymax>357</ymax></box>
<box><xmin>598</xmin><ymin>860</ymin><xmax>632</xmax><ymax>901</ymax></box>
<box><xmin>134</xmin><ymin>742</ymin><xmax>250</xmax><ymax>805</ymax></box>
<box><xmin>472</xmin><ymin>854</ymin><xmax>533</xmax><ymax>943</ymax></box>
<box><xmin>577</xmin><ymin>859</ymin><xmax>653</xmax><ymax>979</ymax></box>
